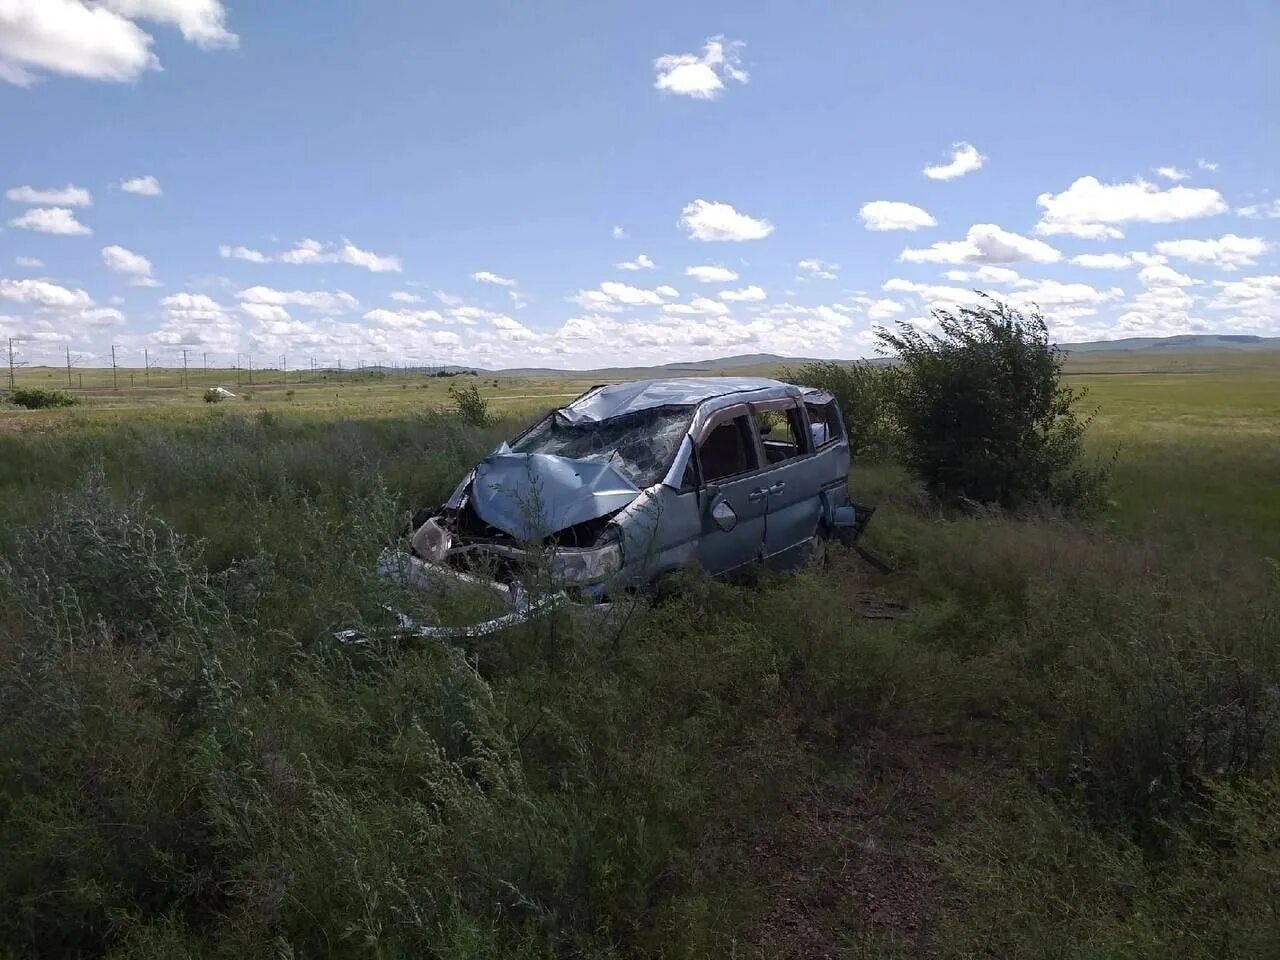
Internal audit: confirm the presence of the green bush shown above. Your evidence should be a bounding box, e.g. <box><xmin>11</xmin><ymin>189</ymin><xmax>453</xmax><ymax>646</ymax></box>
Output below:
<box><xmin>448</xmin><ymin>382</ymin><xmax>491</xmax><ymax>427</ymax></box>
<box><xmin>7</xmin><ymin>387</ymin><xmax>80</xmax><ymax>409</ymax></box>
<box><xmin>784</xmin><ymin>359</ymin><xmax>901</xmax><ymax>459</ymax></box>
<box><xmin>878</xmin><ymin>296</ymin><xmax>1108</xmax><ymax>512</ymax></box>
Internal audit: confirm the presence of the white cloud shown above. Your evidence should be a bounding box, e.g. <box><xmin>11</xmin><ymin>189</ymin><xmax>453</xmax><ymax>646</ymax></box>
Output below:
<box><xmin>797</xmin><ymin>258</ymin><xmax>838</xmax><ymax>280</ymax></box>
<box><xmin>472</xmin><ymin>270</ymin><xmax>516</xmax><ymax>287</ymax></box>
<box><xmin>218</xmin><ymin>244</ymin><xmax>269</xmax><ymax>263</ymax></box>
<box><xmin>101</xmin><ymin>0</ymin><xmax>237</xmax><ymax>50</ymax></box>
<box><xmin>0</xmin><ymin>0</ymin><xmax>155</xmax><ymax>85</ymax></box>
<box><xmin>653</xmin><ymin>36</ymin><xmax>747</xmax><ymax>100</ymax></box>
<box><xmin>155</xmin><ymin>292</ymin><xmax>240</xmax><ymax>351</ymax></box>
<box><xmin>685</xmin><ymin>264</ymin><xmax>739</xmax><ymax>283</ymax></box>
<box><xmin>1208</xmin><ymin>275</ymin><xmax>1280</xmax><ymax>330</ymax></box>
<box><xmin>864</xmin><ymin>298</ymin><xmax>905</xmax><ymax>321</ymax></box>
<box><xmin>1035</xmin><ymin>176</ymin><xmax>1227</xmax><ymax>239</ymax></box>
<box><xmin>601</xmin><ymin>281</ymin><xmax>671</xmax><ymax>305</ymax></box>
<box><xmin>983</xmin><ymin>279</ymin><xmax>1127</xmax><ymax>330</ymax></box>
<box><xmin>859</xmin><ymin>200</ymin><xmax>937</xmax><ymax>231</ymax></box>
<box><xmin>882</xmin><ymin>278</ymin><xmax>985</xmax><ymax>312</ymax></box>
<box><xmin>277</xmin><ymin>238</ymin><xmax>401</xmax><ymax>272</ymax></box>
<box><xmin>451</xmin><ymin>306</ymin><xmax>496</xmax><ymax>323</ymax></box>
<box><xmin>220</xmin><ymin>238</ymin><xmax>401</xmax><ymax>272</ymax></box>
<box><xmin>390</xmin><ymin>291</ymin><xmax>422</xmax><ymax>303</ymax></box>
<box><xmin>612</xmin><ymin>225</ymin><xmax>627</xmax><ymax>240</ymax></box>
<box><xmin>14</xmin><ymin>256</ymin><xmax>43</xmax><ymax>268</ymax></box>
<box><xmin>923</xmin><ymin>142</ymin><xmax>985</xmax><ymax>181</ymax></box>
<box><xmin>0</xmin><ymin>278</ymin><xmax>94</xmax><ymax>309</ymax></box>
<box><xmin>1070</xmin><ymin>252</ymin><xmax>1135</xmax><ymax>269</ymax></box>
<box><xmin>8</xmin><ymin>206</ymin><xmax>91</xmax><ymax>235</ymax></box>
<box><xmin>363</xmin><ymin>307</ymin><xmax>446</xmax><ymax>329</ymax></box>
<box><xmin>572</xmin><ymin>281</ymin><xmax>679</xmax><ymax>311</ymax></box>
<box><xmin>0</xmin><ymin>0</ymin><xmax>235</xmax><ymax>87</ymax></box>
<box><xmin>901</xmin><ymin>223</ymin><xmax>1061</xmax><ymax>265</ymax></box>
<box><xmin>238</xmin><ymin>302</ymin><xmax>291</xmax><ymax>324</ymax></box>
<box><xmin>1139</xmin><ymin>263</ymin><xmax>1197</xmax><ymax>287</ymax></box>
<box><xmin>1153</xmin><ymin>234</ymin><xmax>1267</xmax><ymax>270</ymax></box>
<box><xmin>679</xmin><ymin>199</ymin><xmax>773</xmax><ymax>241</ymax></box>
<box><xmin>6</xmin><ymin>184</ymin><xmax>92</xmax><ymax>206</ymax></box>
<box><xmin>120</xmin><ymin>175</ymin><xmax>162</xmax><ymax>196</ymax></box>
<box><xmin>491</xmin><ymin>315</ymin><xmax>536</xmax><ymax>341</ymax></box>
<box><xmin>941</xmin><ymin>265</ymin><xmax>1029</xmax><ymax>285</ymax></box>
<box><xmin>1154</xmin><ymin>166</ymin><xmax>1189</xmax><ymax>182</ymax></box>
<box><xmin>616</xmin><ymin>254</ymin><xmax>655</xmax><ymax>271</ymax></box>
<box><xmin>236</xmin><ymin>286</ymin><xmax>359</xmax><ymax>313</ymax></box>
<box><xmin>1197</xmin><ymin>159</ymin><xmax>1219</xmax><ymax>172</ymax></box>
<box><xmin>719</xmin><ymin>285</ymin><xmax>766</xmax><ymax>302</ymax></box>
<box><xmin>102</xmin><ymin>244</ymin><xmax>159</xmax><ymax>285</ymax></box>
<box><xmin>1237</xmin><ymin>200</ymin><xmax>1280</xmax><ymax>220</ymax></box>
<box><xmin>664</xmin><ymin>296</ymin><xmax>731</xmax><ymax>317</ymax></box>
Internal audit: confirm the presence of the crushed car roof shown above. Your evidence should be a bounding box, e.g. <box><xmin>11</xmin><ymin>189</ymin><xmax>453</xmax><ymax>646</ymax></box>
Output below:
<box><xmin>558</xmin><ymin>376</ymin><xmax>803</xmax><ymax>423</ymax></box>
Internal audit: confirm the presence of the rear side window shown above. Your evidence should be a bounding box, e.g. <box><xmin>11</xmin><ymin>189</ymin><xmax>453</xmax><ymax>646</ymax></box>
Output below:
<box><xmin>753</xmin><ymin>404</ymin><xmax>809</xmax><ymax>464</ymax></box>
<box><xmin>698</xmin><ymin>416</ymin><xmax>759</xmax><ymax>482</ymax></box>
<box><xmin>805</xmin><ymin>401</ymin><xmax>843</xmax><ymax>449</ymax></box>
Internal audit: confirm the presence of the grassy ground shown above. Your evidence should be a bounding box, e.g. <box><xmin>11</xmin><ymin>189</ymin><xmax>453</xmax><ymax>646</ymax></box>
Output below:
<box><xmin>1</xmin><ymin>352</ymin><xmax>1277</xmax><ymax>958</ymax></box>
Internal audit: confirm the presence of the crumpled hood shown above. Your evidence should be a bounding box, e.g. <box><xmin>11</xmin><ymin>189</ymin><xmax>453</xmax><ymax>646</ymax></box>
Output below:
<box><xmin>469</xmin><ymin>451</ymin><xmax>641</xmax><ymax>541</ymax></box>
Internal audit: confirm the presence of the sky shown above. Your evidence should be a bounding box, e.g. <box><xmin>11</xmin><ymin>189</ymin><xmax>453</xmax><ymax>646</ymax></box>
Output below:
<box><xmin>1</xmin><ymin>0</ymin><xmax>1277</xmax><ymax>371</ymax></box>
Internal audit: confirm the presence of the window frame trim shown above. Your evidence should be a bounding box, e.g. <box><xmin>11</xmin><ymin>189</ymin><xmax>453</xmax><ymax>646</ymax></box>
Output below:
<box><xmin>693</xmin><ymin>403</ymin><xmax>768</xmax><ymax>485</ymax></box>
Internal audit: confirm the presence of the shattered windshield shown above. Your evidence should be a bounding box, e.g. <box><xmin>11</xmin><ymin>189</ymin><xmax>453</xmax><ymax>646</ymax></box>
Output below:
<box><xmin>510</xmin><ymin>407</ymin><xmax>693</xmax><ymax>488</ymax></box>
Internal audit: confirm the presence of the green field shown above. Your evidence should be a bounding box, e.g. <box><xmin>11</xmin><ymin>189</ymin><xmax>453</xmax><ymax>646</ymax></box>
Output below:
<box><xmin>1</xmin><ymin>352</ymin><xmax>1278</xmax><ymax>958</ymax></box>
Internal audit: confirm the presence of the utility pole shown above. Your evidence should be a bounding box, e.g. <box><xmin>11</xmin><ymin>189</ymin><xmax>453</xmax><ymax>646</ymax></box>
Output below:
<box><xmin>281</xmin><ymin>354</ymin><xmax>286</xmax><ymax>384</ymax></box>
<box><xmin>247</xmin><ymin>354</ymin><xmax>253</xmax><ymax>386</ymax></box>
<box><xmin>111</xmin><ymin>345</ymin><xmax>118</xmax><ymax>391</ymax></box>
<box><xmin>65</xmin><ymin>346</ymin><xmax>73</xmax><ymax>389</ymax></box>
<box><xmin>235</xmin><ymin>353</ymin><xmax>242</xmax><ymax>387</ymax></box>
<box><xmin>182</xmin><ymin>349</ymin><xmax>189</xmax><ymax>388</ymax></box>
<box><xmin>144</xmin><ymin>348</ymin><xmax>150</xmax><ymax>386</ymax></box>
<box><xmin>7</xmin><ymin>337</ymin><xmax>17</xmax><ymax>392</ymax></box>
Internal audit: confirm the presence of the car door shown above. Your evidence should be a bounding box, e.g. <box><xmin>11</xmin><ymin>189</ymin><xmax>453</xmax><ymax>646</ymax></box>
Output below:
<box><xmin>750</xmin><ymin>398</ymin><xmax>825</xmax><ymax>568</ymax></box>
<box><xmin>692</xmin><ymin>407</ymin><xmax>769</xmax><ymax>575</ymax></box>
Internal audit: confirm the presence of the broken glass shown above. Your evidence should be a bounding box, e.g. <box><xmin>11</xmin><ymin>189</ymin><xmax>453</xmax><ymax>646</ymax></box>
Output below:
<box><xmin>510</xmin><ymin>408</ymin><xmax>693</xmax><ymax>488</ymax></box>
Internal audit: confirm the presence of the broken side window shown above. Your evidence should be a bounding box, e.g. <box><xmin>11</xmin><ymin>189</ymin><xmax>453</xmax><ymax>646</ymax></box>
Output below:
<box><xmin>753</xmin><ymin>403</ymin><xmax>809</xmax><ymax>465</ymax></box>
<box><xmin>698</xmin><ymin>415</ymin><xmax>759</xmax><ymax>483</ymax></box>
<box><xmin>805</xmin><ymin>400</ymin><xmax>842</xmax><ymax>449</ymax></box>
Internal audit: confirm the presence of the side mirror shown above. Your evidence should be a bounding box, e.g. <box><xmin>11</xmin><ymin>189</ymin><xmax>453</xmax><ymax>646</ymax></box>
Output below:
<box><xmin>710</xmin><ymin>499</ymin><xmax>737</xmax><ymax>532</ymax></box>
<box><xmin>701</xmin><ymin>482</ymin><xmax>720</xmax><ymax>512</ymax></box>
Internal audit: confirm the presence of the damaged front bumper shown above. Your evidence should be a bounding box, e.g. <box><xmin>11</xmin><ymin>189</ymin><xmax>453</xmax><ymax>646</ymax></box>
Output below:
<box><xmin>335</xmin><ymin>548</ymin><xmax>622</xmax><ymax>644</ymax></box>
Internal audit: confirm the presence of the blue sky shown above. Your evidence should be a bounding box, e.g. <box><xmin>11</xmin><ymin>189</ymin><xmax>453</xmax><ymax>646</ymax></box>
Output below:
<box><xmin>1</xmin><ymin>0</ymin><xmax>1277</xmax><ymax>369</ymax></box>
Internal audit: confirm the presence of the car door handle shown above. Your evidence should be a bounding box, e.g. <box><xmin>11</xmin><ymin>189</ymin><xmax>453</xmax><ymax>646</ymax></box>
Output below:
<box><xmin>768</xmin><ymin>482</ymin><xmax>786</xmax><ymax>495</ymax></box>
<box><xmin>747</xmin><ymin>488</ymin><xmax>767</xmax><ymax>502</ymax></box>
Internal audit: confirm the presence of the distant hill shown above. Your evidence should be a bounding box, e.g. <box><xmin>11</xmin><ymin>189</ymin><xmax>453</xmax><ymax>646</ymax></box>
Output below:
<box><xmin>1058</xmin><ymin>334</ymin><xmax>1280</xmax><ymax>353</ymax></box>
<box><xmin>495</xmin><ymin>353</ymin><xmax>821</xmax><ymax>379</ymax></box>
<box><xmin>490</xmin><ymin>336</ymin><xmax>1280</xmax><ymax>380</ymax></box>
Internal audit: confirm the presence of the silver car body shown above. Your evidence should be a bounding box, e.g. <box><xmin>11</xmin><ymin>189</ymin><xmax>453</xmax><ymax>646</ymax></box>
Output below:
<box><xmin>410</xmin><ymin>376</ymin><xmax>861</xmax><ymax>601</ymax></box>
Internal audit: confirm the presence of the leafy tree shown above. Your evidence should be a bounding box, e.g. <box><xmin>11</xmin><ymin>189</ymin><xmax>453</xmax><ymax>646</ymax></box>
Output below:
<box><xmin>877</xmin><ymin>296</ymin><xmax>1107</xmax><ymax>511</ymax></box>
<box><xmin>7</xmin><ymin>388</ymin><xmax>79</xmax><ymax>409</ymax></box>
<box><xmin>448</xmin><ymin>382</ymin><xmax>491</xmax><ymax>427</ymax></box>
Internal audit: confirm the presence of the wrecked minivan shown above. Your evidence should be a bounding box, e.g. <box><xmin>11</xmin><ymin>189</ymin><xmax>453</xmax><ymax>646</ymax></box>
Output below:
<box><xmin>395</xmin><ymin>377</ymin><xmax>865</xmax><ymax>628</ymax></box>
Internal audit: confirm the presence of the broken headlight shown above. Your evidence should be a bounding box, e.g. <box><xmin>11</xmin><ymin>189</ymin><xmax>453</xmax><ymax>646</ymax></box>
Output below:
<box><xmin>411</xmin><ymin>515</ymin><xmax>452</xmax><ymax>562</ymax></box>
<box><xmin>549</xmin><ymin>528</ymin><xmax>622</xmax><ymax>585</ymax></box>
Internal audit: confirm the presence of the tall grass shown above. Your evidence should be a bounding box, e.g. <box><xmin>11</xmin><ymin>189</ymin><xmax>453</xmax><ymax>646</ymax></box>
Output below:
<box><xmin>0</xmin><ymin>411</ymin><xmax>1277</xmax><ymax>957</ymax></box>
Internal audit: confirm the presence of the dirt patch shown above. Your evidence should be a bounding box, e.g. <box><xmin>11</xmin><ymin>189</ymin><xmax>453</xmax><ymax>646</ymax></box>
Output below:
<box><xmin>746</xmin><ymin>730</ymin><xmax>966</xmax><ymax>958</ymax></box>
